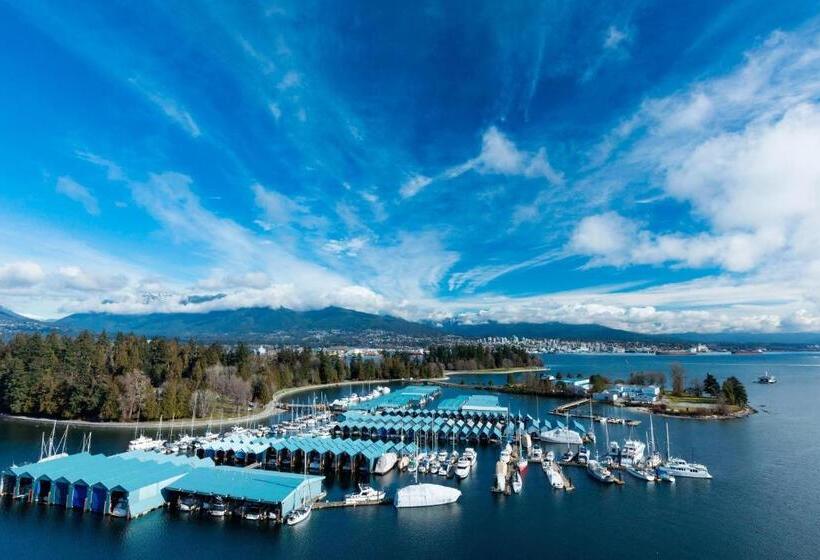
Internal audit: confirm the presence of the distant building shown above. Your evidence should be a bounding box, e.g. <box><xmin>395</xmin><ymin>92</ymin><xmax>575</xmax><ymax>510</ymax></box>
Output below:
<box><xmin>593</xmin><ymin>384</ymin><xmax>660</xmax><ymax>404</ymax></box>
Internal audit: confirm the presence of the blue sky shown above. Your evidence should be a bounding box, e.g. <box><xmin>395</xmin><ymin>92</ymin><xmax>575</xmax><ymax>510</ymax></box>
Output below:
<box><xmin>1</xmin><ymin>1</ymin><xmax>819</xmax><ymax>333</ymax></box>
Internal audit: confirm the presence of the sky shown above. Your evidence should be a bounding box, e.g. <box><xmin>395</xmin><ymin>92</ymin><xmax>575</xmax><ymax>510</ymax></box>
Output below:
<box><xmin>0</xmin><ymin>0</ymin><xmax>819</xmax><ymax>334</ymax></box>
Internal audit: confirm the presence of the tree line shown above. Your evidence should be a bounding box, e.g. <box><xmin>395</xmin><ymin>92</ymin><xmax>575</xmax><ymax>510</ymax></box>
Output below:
<box><xmin>0</xmin><ymin>332</ymin><xmax>537</xmax><ymax>421</ymax></box>
<box><xmin>426</xmin><ymin>344</ymin><xmax>541</xmax><ymax>371</ymax></box>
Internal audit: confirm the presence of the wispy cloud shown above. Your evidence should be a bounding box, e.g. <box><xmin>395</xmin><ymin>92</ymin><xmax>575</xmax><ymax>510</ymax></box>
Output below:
<box><xmin>128</xmin><ymin>78</ymin><xmax>202</xmax><ymax>138</ymax></box>
<box><xmin>56</xmin><ymin>176</ymin><xmax>99</xmax><ymax>215</ymax></box>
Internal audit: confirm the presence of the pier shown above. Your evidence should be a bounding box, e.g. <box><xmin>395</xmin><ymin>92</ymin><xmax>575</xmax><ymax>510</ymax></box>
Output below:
<box><xmin>313</xmin><ymin>497</ymin><xmax>392</xmax><ymax>509</ymax></box>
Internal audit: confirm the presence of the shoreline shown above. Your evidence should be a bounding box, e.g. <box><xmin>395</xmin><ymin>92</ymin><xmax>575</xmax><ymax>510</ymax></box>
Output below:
<box><xmin>0</xmin><ymin>377</ymin><xmax>435</xmax><ymax>431</ymax></box>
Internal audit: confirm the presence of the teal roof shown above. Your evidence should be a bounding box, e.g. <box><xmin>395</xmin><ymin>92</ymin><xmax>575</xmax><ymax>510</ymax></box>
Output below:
<box><xmin>164</xmin><ymin>467</ymin><xmax>323</xmax><ymax>504</ymax></box>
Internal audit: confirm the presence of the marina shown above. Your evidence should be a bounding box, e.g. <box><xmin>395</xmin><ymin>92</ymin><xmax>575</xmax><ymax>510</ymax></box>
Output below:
<box><xmin>0</xmin><ymin>353</ymin><xmax>817</xmax><ymax>559</ymax></box>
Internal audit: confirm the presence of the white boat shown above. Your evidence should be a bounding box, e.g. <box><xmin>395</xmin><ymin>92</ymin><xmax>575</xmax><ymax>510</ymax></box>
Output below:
<box><xmin>243</xmin><ymin>505</ymin><xmax>267</xmax><ymax>521</ymax></box>
<box><xmin>516</xmin><ymin>457</ymin><xmax>528</xmax><ymax>472</ymax></box>
<box><xmin>545</xmin><ymin>463</ymin><xmax>565</xmax><ymax>489</ymax></box>
<box><xmin>395</xmin><ymin>483</ymin><xmax>461</xmax><ymax>508</ymax></box>
<box><xmin>576</xmin><ymin>446</ymin><xmax>590</xmax><ymax>464</ymax></box>
<box><xmin>455</xmin><ymin>457</ymin><xmax>470</xmax><ymax>479</ymax></box>
<box><xmin>545</xmin><ymin>450</ymin><xmax>555</xmax><ymax>464</ymax></box>
<box><xmin>587</xmin><ymin>460</ymin><xmax>615</xmax><ymax>483</ymax></box>
<box><xmin>529</xmin><ymin>445</ymin><xmax>543</xmax><ymax>463</ymax></box>
<box><xmin>437</xmin><ymin>451</ymin><xmax>448</xmax><ymax>463</ymax></box>
<box><xmin>659</xmin><ymin>458</ymin><xmax>712</xmax><ymax>479</ymax></box>
<box><xmin>110</xmin><ymin>498</ymin><xmax>128</xmax><ymax>518</ymax></box>
<box><xmin>178</xmin><ymin>495</ymin><xmax>198</xmax><ymax>512</ymax></box>
<box><xmin>661</xmin><ymin>423</ymin><xmax>712</xmax><ymax>479</ymax></box>
<box><xmin>656</xmin><ymin>468</ymin><xmax>676</xmax><ymax>483</ymax></box>
<box><xmin>463</xmin><ymin>448</ymin><xmax>477</xmax><ymax>468</ymax></box>
<box><xmin>499</xmin><ymin>448</ymin><xmax>511</xmax><ymax>464</ymax></box>
<box><xmin>285</xmin><ymin>505</ymin><xmax>311</xmax><ymax>525</ymax></box>
<box><xmin>437</xmin><ymin>464</ymin><xmax>448</xmax><ymax>476</ymax></box>
<box><xmin>539</xmin><ymin>427</ymin><xmax>583</xmax><ymax>445</ymax></box>
<box><xmin>626</xmin><ymin>464</ymin><xmax>658</xmax><ymax>482</ymax></box>
<box><xmin>407</xmin><ymin>456</ymin><xmax>418</xmax><ymax>473</ymax></box>
<box><xmin>561</xmin><ymin>449</ymin><xmax>575</xmax><ymax>463</ymax></box>
<box><xmin>611</xmin><ymin>439</ymin><xmax>646</xmax><ymax>467</ymax></box>
<box><xmin>209</xmin><ymin>497</ymin><xmax>227</xmax><ymax>517</ymax></box>
<box><xmin>374</xmin><ymin>452</ymin><xmax>398</xmax><ymax>475</ymax></box>
<box><xmin>128</xmin><ymin>435</ymin><xmax>164</xmax><ymax>452</ymax></box>
<box><xmin>399</xmin><ymin>455</ymin><xmax>410</xmax><ymax>471</ymax></box>
<box><xmin>344</xmin><ymin>484</ymin><xmax>385</xmax><ymax>505</ymax></box>
<box><xmin>511</xmin><ymin>470</ymin><xmax>523</xmax><ymax>494</ymax></box>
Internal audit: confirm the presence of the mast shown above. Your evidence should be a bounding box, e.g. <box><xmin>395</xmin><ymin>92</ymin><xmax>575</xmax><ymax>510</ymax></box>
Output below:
<box><xmin>665</xmin><ymin>422</ymin><xmax>671</xmax><ymax>460</ymax></box>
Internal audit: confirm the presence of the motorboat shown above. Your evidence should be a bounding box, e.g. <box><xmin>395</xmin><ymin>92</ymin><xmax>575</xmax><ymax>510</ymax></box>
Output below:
<box><xmin>399</xmin><ymin>455</ymin><xmax>410</xmax><ymax>471</ymax></box>
<box><xmin>128</xmin><ymin>435</ymin><xmax>164</xmax><ymax>452</ymax></box>
<box><xmin>463</xmin><ymin>448</ymin><xmax>477</xmax><ymax>468</ymax></box>
<box><xmin>586</xmin><ymin>460</ymin><xmax>615</xmax><ymax>483</ymax></box>
<box><xmin>437</xmin><ymin>464</ymin><xmax>448</xmax><ymax>476</ymax></box>
<box><xmin>374</xmin><ymin>452</ymin><xmax>398</xmax><ymax>475</ymax></box>
<box><xmin>545</xmin><ymin>450</ymin><xmax>555</xmax><ymax>464</ymax></box>
<box><xmin>545</xmin><ymin>463</ymin><xmax>565</xmax><ymax>489</ymax></box>
<box><xmin>407</xmin><ymin>456</ymin><xmax>418</xmax><ymax>473</ymax></box>
<box><xmin>178</xmin><ymin>494</ymin><xmax>198</xmax><ymax>512</ymax></box>
<box><xmin>626</xmin><ymin>464</ymin><xmax>658</xmax><ymax>482</ymax></box>
<box><xmin>344</xmin><ymin>484</ymin><xmax>385</xmax><ymax>505</ymax></box>
<box><xmin>576</xmin><ymin>446</ymin><xmax>590</xmax><ymax>465</ymax></box>
<box><xmin>209</xmin><ymin>496</ymin><xmax>228</xmax><ymax>517</ymax></box>
<box><xmin>395</xmin><ymin>483</ymin><xmax>461</xmax><ymax>508</ymax></box>
<box><xmin>660</xmin><ymin>458</ymin><xmax>712</xmax><ymax>479</ymax></box>
<box><xmin>455</xmin><ymin>457</ymin><xmax>470</xmax><ymax>479</ymax></box>
<box><xmin>243</xmin><ymin>505</ymin><xmax>267</xmax><ymax>521</ymax></box>
<box><xmin>111</xmin><ymin>498</ymin><xmax>128</xmax><ymax>518</ymax></box>
<box><xmin>511</xmin><ymin>470</ymin><xmax>523</xmax><ymax>494</ymax></box>
<box><xmin>561</xmin><ymin>449</ymin><xmax>575</xmax><ymax>463</ymax></box>
<box><xmin>529</xmin><ymin>445</ymin><xmax>544</xmax><ymax>463</ymax></box>
<box><xmin>539</xmin><ymin>427</ymin><xmax>583</xmax><ymax>445</ymax></box>
<box><xmin>285</xmin><ymin>505</ymin><xmax>311</xmax><ymax>525</ymax></box>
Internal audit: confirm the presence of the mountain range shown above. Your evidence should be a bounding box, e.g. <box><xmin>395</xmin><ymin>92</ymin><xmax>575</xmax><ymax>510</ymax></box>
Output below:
<box><xmin>0</xmin><ymin>305</ymin><xmax>818</xmax><ymax>346</ymax></box>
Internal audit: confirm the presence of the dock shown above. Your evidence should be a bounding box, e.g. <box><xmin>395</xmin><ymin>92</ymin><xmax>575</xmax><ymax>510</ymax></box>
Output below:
<box><xmin>313</xmin><ymin>497</ymin><xmax>392</xmax><ymax>509</ymax></box>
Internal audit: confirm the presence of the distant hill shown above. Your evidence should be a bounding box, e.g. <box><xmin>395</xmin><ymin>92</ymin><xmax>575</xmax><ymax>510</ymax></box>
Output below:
<box><xmin>0</xmin><ymin>306</ymin><xmax>53</xmax><ymax>336</ymax></box>
<box><xmin>54</xmin><ymin>306</ymin><xmax>441</xmax><ymax>343</ymax></box>
<box><xmin>2</xmin><ymin>304</ymin><xmax>819</xmax><ymax>346</ymax></box>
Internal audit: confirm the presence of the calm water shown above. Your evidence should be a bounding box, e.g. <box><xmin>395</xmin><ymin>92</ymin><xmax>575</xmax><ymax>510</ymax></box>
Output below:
<box><xmin>2</xmin><ymin>353</ymin><xmax>819</xmax><ymax>559</ymax></box>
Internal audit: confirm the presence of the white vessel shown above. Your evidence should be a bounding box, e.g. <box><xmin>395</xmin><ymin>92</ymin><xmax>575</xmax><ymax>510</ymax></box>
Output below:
<box><xmin>395</xmin><ymin>483</ymin><xmax>461</xmax><ymax>508</ymax></box>
<box><xmin>626</xmin><ymin>464</ymin><xmax>657</xmax><ymax>482</ymax></box>
<box><xmin>529</xmin><ymin>445</ymin><xmax>543</xmax><ymax>463</ymax></box>
<box><xmin>576</xmin><ymin>446</ymin><xmax>590</xmax><ymax>464</ymax></box>
<box><xmin>344</xmin><ymin>484</ymin><xmax>385</xmax><ymax>505</ymax></box>
<box><xmin>243</xmin><ymin>505</ymin><xmax>267</xmax><ymax>521</ymax></box>
<box><xmin>539</xmin><ymin>427</ymin><xmax>583</xmax><ymax>445</ymax></box>
<box><xmin>587</xmin><ymin>460</ymin><xmax>615</xmax><ymax>483</ymax></box>
<box><xmin>111</xmin><ymin>498</ymin><xmax>128</xmax><ymax>518</ymax></box>
<box><xmin>545</xmin><ymin>463</ymin><xmax>565</xmax><ymax>489</ymax></box>
<box><xmin>613</xmin><ymin>439</ymin><xmax>646</xmax><ymax>467</ymax></box>
<box><xmin>374</xmin><ymin>452</ymin><xmax>398</xmax><ymax>475</ymax></box>
<box><xmin>178</xmin><ymin>495</ymin><xmax>198</xmax><ymax>512</ymax></box>
<box><xmin>511</xmin><ymin>470</ymin><xmax>523</xmax><ymax>494</ymax></box>
<box><xmin>128</xmin><ymin>435</ymin><xmax>164</xmax><ymax>452</ymax></box>
<box><xmin>455</xmin><ymin>457</ymin><xmax>470</xmax><ymax>479</ymax></box>
<box><xmin>285</xmin><ymin>505</ymin><xmax>311</xmax><ymax>525</ymax></box>
<box><xmin>463</xmin><ymin>447</ymin><xmax>477</xmax><ymax>468</ymax></box>
<box><xmin>659</xmin><ymin>458</ymin><xmax>712</xmax><ymax>479</ymax></box>
<box><xmin>209</xmin><ymin>497</ymin><xmax>227</xmax><ymax>517</ymax></box>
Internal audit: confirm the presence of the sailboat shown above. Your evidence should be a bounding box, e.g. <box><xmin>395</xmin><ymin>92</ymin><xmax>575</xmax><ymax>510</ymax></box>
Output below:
<box><xmin>38</xmin><ymin>422</ymin><xmax>69</xmax><ymax>463</ymax></box>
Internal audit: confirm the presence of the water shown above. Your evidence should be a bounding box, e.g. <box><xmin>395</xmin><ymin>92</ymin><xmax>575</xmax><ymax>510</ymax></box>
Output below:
<box><xmin>2</xmin><ymin>353</ymin><xmax>819</xmax><ymax>559</ymax></box>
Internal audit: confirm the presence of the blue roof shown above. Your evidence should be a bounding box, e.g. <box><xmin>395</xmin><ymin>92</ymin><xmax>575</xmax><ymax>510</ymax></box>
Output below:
<box><xmin>165</xmin><ymin>467</ymin><xmax>322</xmax><ymax>504</ymax></box>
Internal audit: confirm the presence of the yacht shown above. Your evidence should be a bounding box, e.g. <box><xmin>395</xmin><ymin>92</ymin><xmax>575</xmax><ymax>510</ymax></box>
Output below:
<box><xmin>128</xmin><ymin>435</ymin><xmax>164</xmax><ymax>452</ymax></box>
<box><xmin>615</xmin><ymin>439</ymin><xmax>646</xmax><ymax>467</ymax></box>
<box><xmin>529</xmin><ymin>445</ymin><xmax>544</xmax><ymax>463</ymax></box>
<box><xmin>756</xmin><ymin>372</ymin><xmax>777</xmax><ymax>384</ymax></box>
<box><xmin>437</xmin><ymin>463</ymin><xmax>448</xmax><ymax>476</ymax></box>
<box><xmin>545</xmin><ymin>450</ymin><xmax>555</xmax><ymax>464</ymax></box>
<box><xmin>455</xmin><ymin>457</ymin><xmax>470</xmax><ymax>479</ymax></box>
<box><xmin>587</xmin><ymin>460</ymin><xmax>615</xmax><ymax>483</ymax></box>
<box><xmin>344</xmin><ymin>484</ymin><xmax>385</xmax><ymax>505</ymax></box>
<box><xmin>374</xmin><ymin>452</ymin><xmax>398</xmax><ymax>475</ymax></box>
<box><xmin>659</xmin><ymin>458</ymin><xmax>712</xmax><ymax>479</ymax></box>
<box><xmin>626</xmin><ymin>464</ymin><xmax>658</xmax><ymax>482</ymax></box>
<box><xmin>576</xmin><ymin>446</ymin><xmax>590</xmax><ymax>465</ymax></box>
<box><xmin>285</xmin><ymin>505</ymin><xmax>311</xmax><ymax>525</ymax></box>
<box><xmin>539</xmin><ymin>427</ymin><xmax>583</xmax><ymax>445</ymax></box>
<box><xmin>561</xmin><ymin>449</ymin><xmax>575</xmax><ymax>463</ymax></box>
<box><xmin>395</xmin><ymin>483</ymin><xmax>461</xmax><ymax>508</ymax></box>
<box><xmin>511</xmin><ymin>470</ymin><xmax>523</xmax><ymax>494</ymax></box>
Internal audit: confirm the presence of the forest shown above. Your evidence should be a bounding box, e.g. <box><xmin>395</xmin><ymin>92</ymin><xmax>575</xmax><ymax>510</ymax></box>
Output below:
<box><xmin>0</xmin><ymin>332</ymin><xmax>537</xmax><ymax>421</ymax></box>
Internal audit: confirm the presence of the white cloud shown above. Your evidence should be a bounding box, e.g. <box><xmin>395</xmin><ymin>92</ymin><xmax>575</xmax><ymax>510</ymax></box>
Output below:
<box><xmin>399</xmin><ymin>175</ymin><xmax>432</xmax><ymax>198</ymax></box>
<box><xmin>0</xmin><ymin>261</ymin><xmax>45</xmax><ymax>288</ymax></box>
<box><xmin>277</xmin><ymin>70</ymin><xmax>301</xmax><ymax>90</ymax></box>
<box><xmin>322</xmin><ymin>236</ymin><xmax>368</xmax><ymax>257</ymax></box>
<box><xmin>474</xmin><ymin>127</ymin><xmax>564</xmax><ymax>184</ymax></box>
<box><xmin>132</xmin><ymin>81</ymin><xmax>202</xmax><ymax>138</ymax></box>
<box><xmin>56</xmin><ymin>176</ymin><xmax>99</xmax><ymax>215</ymax></box>
<box><xmin>251</xmin><ymin>183</ymin><xmax>326</xmax><ymax>231</ymax></box>
<box><xmin>603</xmin><ymin>25</ymin><xmax>627</xmax><ymax>50</ymax></box>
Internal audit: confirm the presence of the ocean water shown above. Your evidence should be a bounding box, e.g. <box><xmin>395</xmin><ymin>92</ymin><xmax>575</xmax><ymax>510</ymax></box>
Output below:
<box><xmin>1</xmin><ymin>352</ymin><xmax>818</xmax><ymax>559</ymax></box>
